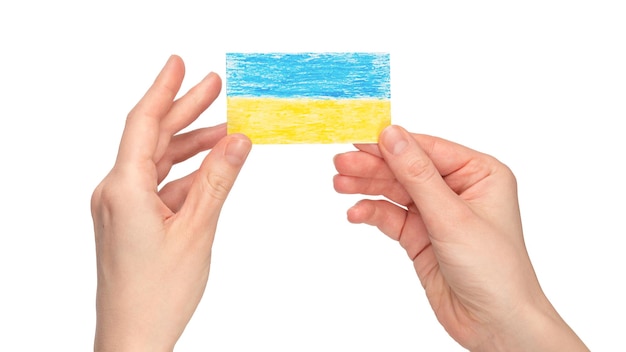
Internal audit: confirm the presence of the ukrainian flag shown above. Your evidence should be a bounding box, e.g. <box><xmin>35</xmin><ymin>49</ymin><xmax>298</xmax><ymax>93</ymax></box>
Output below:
<box><xmin>226</xmin><ymin>52</ymin><xmax>391</xmax><ymax>144</ymax></box>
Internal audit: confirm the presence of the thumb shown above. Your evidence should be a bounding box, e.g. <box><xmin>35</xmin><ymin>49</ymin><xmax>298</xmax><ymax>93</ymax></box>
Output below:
<box><xmin>378</xmin><ymin>125</ymin><xmax>466</xmax><ymax>236</ymax></box>
<box><xmin>178</xmin><ymin>133</ymin><xmax>252</xmax><ymax>235</ymax></box>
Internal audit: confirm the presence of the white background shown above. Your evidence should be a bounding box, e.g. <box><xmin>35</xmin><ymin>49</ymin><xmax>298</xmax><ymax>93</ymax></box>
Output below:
<box><xmin>1</xmin><ymin>1</ymin><xmax>625</xmax><ymax>350</ymax></box>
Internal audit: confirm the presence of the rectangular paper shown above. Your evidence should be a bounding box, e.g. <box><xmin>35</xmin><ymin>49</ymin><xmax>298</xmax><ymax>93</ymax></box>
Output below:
<box><xmin>226</xmin><ymin>52</ymin><xmax>391</xmax><ymax>144</ymax></box>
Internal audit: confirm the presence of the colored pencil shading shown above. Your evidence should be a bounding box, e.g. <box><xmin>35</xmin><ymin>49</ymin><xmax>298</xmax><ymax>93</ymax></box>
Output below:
<box><xmin>226</xmin><ymin>52</ymin><xmax>391</xmax><ymax>144</ymax></box>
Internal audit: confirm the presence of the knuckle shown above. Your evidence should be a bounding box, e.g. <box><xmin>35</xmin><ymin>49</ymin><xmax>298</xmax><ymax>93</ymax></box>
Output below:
<box><xmin>90</xmin><ymin>180</ymin><xmax>118</xmax><ymax>228</ymax></box>
<box><xmin>90</xmin><ymin>169</ymin><xmax>136</xmax><ymax>215</ymax></box>
<box><xmin>91</xmin><ymin>180</ymin><xmax>119</xmax><ymax>212</ymax></box>
<box><xmin>403</xmin><ymin>156</ymin><xmax>437</xmax><ymax>184</ymax></box>
<box><xmin>90</xmin><ymin>184</ymin><xmax>104</xmax><ymax>215</ymax></box>
<box><xmin>204</xmin><ymin>172</ymin><xmax>233</xmax><ymax>201</ymax></box>
<box><xmin>499</xmin><ymin>162</ymin><xmax>519</xmax><ymax>190</ymax></box>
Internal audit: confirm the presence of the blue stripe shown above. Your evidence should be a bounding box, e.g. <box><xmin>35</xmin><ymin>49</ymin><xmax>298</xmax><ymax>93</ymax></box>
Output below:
<box><xmin>226</xmin><ymin>52</ymin><xmax>390</xmax><ymax>99</ymax></box>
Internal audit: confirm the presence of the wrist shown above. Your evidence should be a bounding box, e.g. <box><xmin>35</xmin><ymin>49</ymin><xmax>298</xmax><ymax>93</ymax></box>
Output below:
<box><xmin>473</xmin><ymin>297</ymin><xmax>589</xmax><ymax>352</ymax></box>
<box><xmin>94</xmin><ymin>293</ymin><xmax>177</xmax><ymax>352</ymax></box>
<box><xmin>94</xmin><ymin>322</ymin><xmax>175</xmax><ymax>352</ymax></box>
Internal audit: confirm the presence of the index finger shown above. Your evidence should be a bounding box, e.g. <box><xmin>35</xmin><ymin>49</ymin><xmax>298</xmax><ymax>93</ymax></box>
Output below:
<box><xmin>358</xmin><ymin>132</ymin><xmax>493</xmax><ymax>195</ymax></box>
<box><xmin>377</xmin><ymin>126</ymin><xmax>482</xmax><ymax>236</ymax></box>
<box><xmin>406</xmin><ymin>133</ymin><xmax>498</xmax><ymax>195</ymax></box>
<box><xmin>115</xmin><ymin>55</ymin><xmax>185</xmax><ymax>166</ymax></box>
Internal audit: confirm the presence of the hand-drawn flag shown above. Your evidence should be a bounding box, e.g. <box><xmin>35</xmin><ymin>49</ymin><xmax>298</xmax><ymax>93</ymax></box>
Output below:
<box><xmin>226</xmin><ymin>52</ymin><xmax>391</xmax><ymax>144</ymax></box>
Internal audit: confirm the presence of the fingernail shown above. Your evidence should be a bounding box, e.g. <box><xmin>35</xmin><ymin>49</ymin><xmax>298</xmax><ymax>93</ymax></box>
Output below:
<box><xmin>224</xmin><ymin>136</ymin><xmax>251</xmax><ymax>166</ymax></box>
<box><xmin>203</xmin><ymin>71</ymin><xmax>218</xmax><ymax>82</ymax></box>
<box><xmin>164</xmin><ymin>54</ymin><xmax>177</xmax><ymax>67</ymax></box>
<box><xmin>381</xmin><ymin>125</ymin><xmax>408</xmax><ymax>155</ymax></box>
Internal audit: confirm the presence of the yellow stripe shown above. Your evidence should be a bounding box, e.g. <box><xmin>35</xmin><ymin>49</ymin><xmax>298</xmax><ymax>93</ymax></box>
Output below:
<box><xmin>227</xmin><ymin>97</ymin><xmax>391</xmax><ymax>144</ymax></box>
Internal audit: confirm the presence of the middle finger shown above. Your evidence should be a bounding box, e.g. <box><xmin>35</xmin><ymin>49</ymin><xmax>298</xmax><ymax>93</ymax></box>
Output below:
<box><xmin>156</xmin><ymin>124</ymin><xmax>227</xmax><ymax>183</ymax></box>
<box><xmin>153</xmin><ymin>72</ymin><xmax>223</xmax><ymax>162</ymax></box>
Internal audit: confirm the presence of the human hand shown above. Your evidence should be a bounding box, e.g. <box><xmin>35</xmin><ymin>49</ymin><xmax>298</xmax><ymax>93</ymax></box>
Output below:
<box><xmin>333</xmin><ymin>125</ymin><xmax>588</xmax><ymax>351</ymax></box>
<box><xmin>90</xmin><ymin>55</ymin><xmax>251</xmax><ymax>352</ymax></box>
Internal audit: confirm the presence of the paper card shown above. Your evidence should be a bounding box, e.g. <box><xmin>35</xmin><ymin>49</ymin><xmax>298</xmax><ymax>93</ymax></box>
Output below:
<box><xmin>226</xmin><ymin>52</ymin><xmax>391</xmax><ymax>144</ymax></box>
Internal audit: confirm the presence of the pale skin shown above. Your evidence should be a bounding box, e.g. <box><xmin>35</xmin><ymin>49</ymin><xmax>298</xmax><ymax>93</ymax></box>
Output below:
<box><xmin>333</xmin><ymin>126</ymin><xmax>589</xmax><ymax>351</ymax></box>
<box><xmin>91</xmin><ymin>55</ymin><xmax>252</xmax><ymax>352</ymax></box>
<box><xmin>91</xmin><ymin>55</ymin><xmax>589</xmax><ymax>351</ymax></box>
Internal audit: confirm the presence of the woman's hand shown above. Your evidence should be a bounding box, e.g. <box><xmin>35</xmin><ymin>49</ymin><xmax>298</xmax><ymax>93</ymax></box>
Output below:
<box><xmin>91</xmin><ymin>55</ymin><xmax>251</xmax><ymax>352</ymax></box>
<box><xmin>333</xmin><ymin>125</ymin><xmax>588</xmax><ymax>351</ymax></box>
